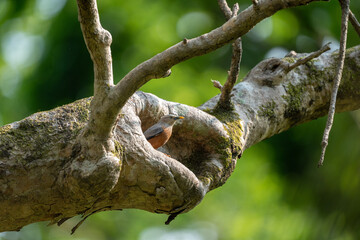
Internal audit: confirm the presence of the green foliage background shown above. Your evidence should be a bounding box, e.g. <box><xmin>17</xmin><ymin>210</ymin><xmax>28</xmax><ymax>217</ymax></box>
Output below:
<box><xmin>0</xmin><ymin>0</ymin><xmax>360</xmax><ymax>239</ymax></box>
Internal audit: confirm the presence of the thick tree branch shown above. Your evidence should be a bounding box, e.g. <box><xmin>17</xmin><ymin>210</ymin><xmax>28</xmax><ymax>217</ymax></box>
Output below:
<box><xmin>1</xmin><ymin>46</ymin><xmax>360</xmax><ymax>232</ymax></box>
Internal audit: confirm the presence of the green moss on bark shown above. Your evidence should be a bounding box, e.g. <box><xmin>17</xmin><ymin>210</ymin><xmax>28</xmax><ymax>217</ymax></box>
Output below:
<box><xmin>0</xmin><ymin>98</ymin><xmax>92</xmax><ymax>163</ymax></box>
<box><xmin>282</xmin><ymin>83</ymin><xmax>305</xmax><ymax>121</ymax></box>
<box><xmin>259</xmin><ymin>100</ymin><xmax>277</xmax><ymax>121</ymax></box>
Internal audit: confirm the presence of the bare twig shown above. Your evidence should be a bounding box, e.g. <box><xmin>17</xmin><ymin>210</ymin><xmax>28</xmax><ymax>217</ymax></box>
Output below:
<box><xmin>232</xmin><ymin>3</ymin><xmax>240</xmax><ymax>17</ymax></box>
<box><xmin>217</xmin><ymin>0</ymin><xmax>232</xmax><ymax>19</ymax></box>
<box><xmin>211</xmin><ymin>80</ymin><xmax>223</xmax><ymax>90</ymax></box>
<box><xmin>216</xmin><ymin>1</ymin><xmax>242</xmax><ymax>109</ymax></box>
<box><xmin>71</xmin><ymin>207</ymin><xmax>111</xmax><ymax>234</ymax></box>
<box><xmin>349</xmin><ymin>10</ymin><xmax>360</xmax><ymax>37</ymax></box>
<box><xmin>165</xmin><ymin>209</ymin><xmax>185</xmax><ymax>225</ymax></box>
<box><xmin>70</xmin><ymin>214</ymin><xmax>91</xmax><ymax>235</ymax></box>
<box><xmin>339</xmin><ymin>0</ymin><xmax>360</xmax><ymax>37</ymax></box>
<box><xmin>219</xmin><ymin>38</ymin><xmax>242</xmax><ymax>108</ymax></box>
<box><xmin>318</xmin><ymin>0</ymin><xmax>350</xmax><ymax>167</ymax></box>
<box><xmin>286</xmin><ymin>43</ymin><xmax>331</xmax><ymax>72</ymax></box>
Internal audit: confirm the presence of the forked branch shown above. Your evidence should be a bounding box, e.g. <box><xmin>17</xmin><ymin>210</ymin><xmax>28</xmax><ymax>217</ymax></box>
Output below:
<box><xmin>77</xmin><ymin>0</ymin><xmax>116</xmax><ymax>144</ymax></box>
<box><xmin>107</xmin><ymin>0</ymin><xmax>325</xmax><ymax>130</ymax></box>
<box><xmin>286</xmin><ymin>43</ymin><xmax>331</xmax><ymax>72</ymax></box>
<box><xmin>339</xmin><ymin>0</ymin><xmax>360</xmax><ymax>37</ymax></box>
<box><xmin>77</xmin><ymin>0</ymin><xmax>326</xmax><ymax>144</ymax></box>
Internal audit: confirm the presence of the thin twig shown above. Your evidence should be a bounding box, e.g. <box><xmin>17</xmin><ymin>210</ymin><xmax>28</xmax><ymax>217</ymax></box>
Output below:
<box><xmin>211</xmin><ymin>80</ymin><xmax>223</xmax><ymax>90</ymax></box>
<box><xmin>217</xmin><ymin>0</ymin><xmax>232</xmax><ymax>19</ymax></box>
<box><xmin>57</xmin><ymin>217</ymin><xmax>71</xmax><ymax>226</ymax></box>
<box><xmin>286</xmin><ymin>43</ymin><xmax>331</xmax><ymax>73</ymax></box>
<box><xmin>318</xmin><ymin>0</ymin><xmax>350</xmax><ymax>167</ymax></box>
<box><xmin>219</xmin><ymin>38</ymin><xmax>242</xmax><ymax>108</ymax></box>
<box><xmin>339</xmin><ymin>0</ymin><xmax>360</xmax><ymax>37</ymax></box>
<box><xmin>232</xmin><ymin>3</ymin><xmax>240</xmax><ymax>17</ymax></box>
<box><xmin>216</xmin><ymin>0</ymin><xmax>242</xmax><ymax>109</ymax></box>
<box><xmin>71</xmin><ymin>207</ymin><xmax>111</xmax><ymax>234</ymax></box>
<box><xmin>165</xmin><ymin>209</ymin><xmax>185</xmax><ymax>225</ymax></box>
<box><xmin>349</xmin><ymin>10</ymin><xmax>360</xmax><ymax>37</ymax></box>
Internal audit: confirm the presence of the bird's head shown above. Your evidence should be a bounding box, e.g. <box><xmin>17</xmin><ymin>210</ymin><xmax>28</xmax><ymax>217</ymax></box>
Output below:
<box><xmin>159</xmin><ymin>114</ymin><xmax>184</xmax><ymax>125</ymax></box>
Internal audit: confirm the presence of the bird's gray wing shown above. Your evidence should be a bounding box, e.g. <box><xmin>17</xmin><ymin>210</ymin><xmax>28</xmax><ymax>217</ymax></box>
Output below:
<box><xmin>144</xmin><ymin>125</ymin><xmax>164</xmax><ymax>140</ymax></box>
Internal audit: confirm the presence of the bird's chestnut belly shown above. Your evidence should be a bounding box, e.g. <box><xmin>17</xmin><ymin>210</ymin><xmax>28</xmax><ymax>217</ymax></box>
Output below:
<box><xmin>148</xmin><ymin>128</ymin><xmax>172</xmax><ymax>149</ymax></box>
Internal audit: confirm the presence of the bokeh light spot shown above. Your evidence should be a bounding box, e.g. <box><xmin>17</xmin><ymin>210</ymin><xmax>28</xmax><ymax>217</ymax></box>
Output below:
<box><xmin>265</xmin><ymin>47</ymin><xmax>289</xmax><ymax>59</ymax></box>
<box><xmin>248</xmin><ymin>17</ymin><xmax>273</xmax><ymax>41</ymax></box>
<box><xmin>269</xmin><ymin>11</ymin><xmax>299</xmax><ymax>44</ymax></box>
<box><xmin>176</xmin><ymin>12</ymin><xmax>213</xmax><ymax>39</ymax></box>
<box><xmin>1</xmin><ymin>31</ymin><xmax>45</xmax><ymax>68</ymax></box>
<box><xmin>35</xmin><ymin>0</ymin><xmax>67</xmax><ymax>20</ymax></box>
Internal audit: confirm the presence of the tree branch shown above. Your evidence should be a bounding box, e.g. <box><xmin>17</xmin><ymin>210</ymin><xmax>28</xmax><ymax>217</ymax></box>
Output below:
<box><xmin>286</xmin><ymin>43</ymin><xmax>331</xmax><ymax>72</ymax></box>
<box><xmin>76</xmin><ymin>0</ymin><xmax>113</xmax><ymax>93</ymax></box>
<box><xmin>349</xmin><ymin>10</ymin><xmax>360</xmax><ymax>37</ymax></box>
<box><xmin>218</xmin><ymin>38</ymin><xmax>242</xmax><ymax>109</ymax></box>
<box><xmin>1</xmin><ymin>45</ymin><xmax>360</xmax><ymax>231</ymax></box>
<box><xmin>105</xmin><ymin>0</ymin><xmax>325</xmax><ymax>132</ymax></box>
<box><xmin>318</xmin><ymin>0</ymin><xmax>350</xmax><ymax>167</ymax></box>
<box><xmin>339</xmin><ymin>0</ymin><xmax>360</xmax><ymax>37</ymax></box>
<box><xmin>75</xmin><ymin>0</ymin><xmax>326</xmax><ymax>152</ymax></box>
<box><xmin>217</xmin><ymin>0</ymin><xmax>232</xmax><ymax>19</ymax></box>
<box><xmin>76</xmin><ymin>0</ymin><xmax>116</xmax><ymax>147</ymax></box>
<box><xmin>216</xmin><ymin>1</ymin><xmax>243</xmax><ymax>110</ymax></box>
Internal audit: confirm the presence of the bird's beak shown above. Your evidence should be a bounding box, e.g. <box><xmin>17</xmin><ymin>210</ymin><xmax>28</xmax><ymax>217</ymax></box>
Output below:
<box><xmin>178</xmin><ymin>116</ymin><xmax>184</xmax><ymax>119</ymax></box>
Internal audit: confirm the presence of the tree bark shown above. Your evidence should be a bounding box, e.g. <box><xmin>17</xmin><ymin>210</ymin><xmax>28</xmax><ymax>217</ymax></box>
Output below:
<box><xmin>0</xmin><ymin>46</ymin><xmax>359</xmax><ymax>231</ymax></box>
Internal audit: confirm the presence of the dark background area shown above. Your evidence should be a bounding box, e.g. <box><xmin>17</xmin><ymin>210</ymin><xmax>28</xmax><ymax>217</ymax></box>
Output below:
<box><xmin>0</xmin><ymin>0</ymin><xmax>360</xmax><ymax>239</ymax></box>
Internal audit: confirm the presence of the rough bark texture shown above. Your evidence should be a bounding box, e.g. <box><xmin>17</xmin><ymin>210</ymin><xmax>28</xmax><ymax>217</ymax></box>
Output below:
<box><xmin>1</xmin><ymin>46</ymin><xmax>360</xmax><ymax>231</ymax></box>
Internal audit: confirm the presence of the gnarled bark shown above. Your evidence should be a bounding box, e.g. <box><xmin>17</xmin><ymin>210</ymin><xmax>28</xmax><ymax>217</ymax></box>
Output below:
<box><xmin>0</xmin><ymin>46</ymin><xmax>359</xmax><ymax>231</ymax></box>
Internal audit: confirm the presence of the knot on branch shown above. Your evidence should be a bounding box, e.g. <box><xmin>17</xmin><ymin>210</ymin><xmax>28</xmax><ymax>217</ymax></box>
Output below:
<box><xmin>245</xmin><ymin>44</ymin><xmax>331</xmax><ymax>87</ymax></box>
<box><xmin>151</xmin><ymin>69</ymin><xmax>172</xmax><ymax>79</ymax></box>
<box><xmin>101</xmin><ymin>29</ymin><xmax>112</xmax><ymax>46</ymax></box>
<box><xmin>246</xmin><ymin>58</ymin><xmax>290</xmax><ymax>87</ymax></box>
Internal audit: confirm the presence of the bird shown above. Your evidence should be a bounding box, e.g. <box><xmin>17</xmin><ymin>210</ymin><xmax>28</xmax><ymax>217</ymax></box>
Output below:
<box><xmin>143</xmin><ymin>114</ymin><xmax>184</xmax><ymax>149</ymax></box>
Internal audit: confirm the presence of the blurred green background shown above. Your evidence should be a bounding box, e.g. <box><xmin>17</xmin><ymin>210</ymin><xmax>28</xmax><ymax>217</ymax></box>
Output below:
<box><xmin>1</xmin><ymin>0</ymin><xmax>360</xmax><ymax>239</ymax></box>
